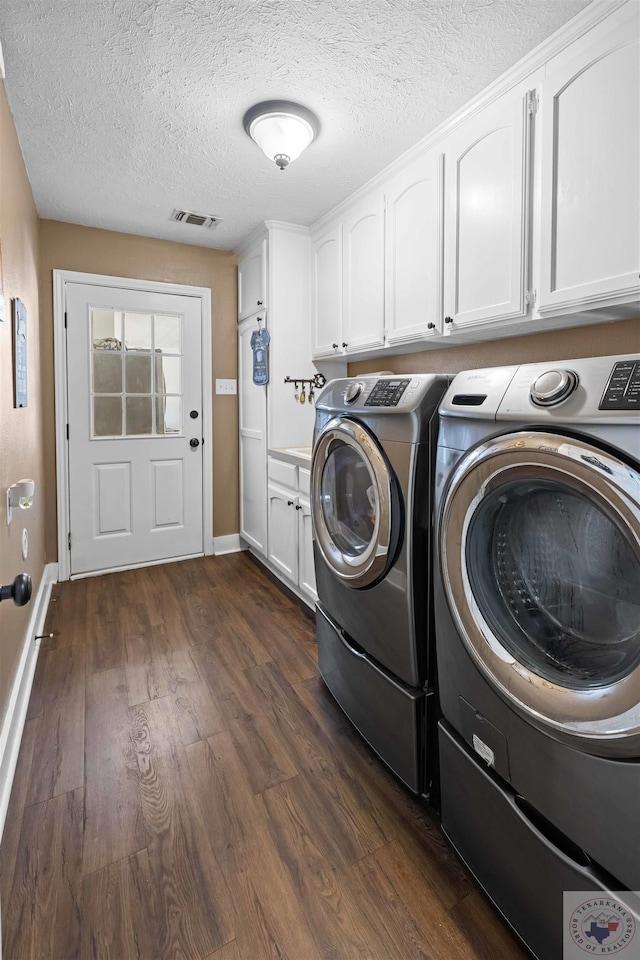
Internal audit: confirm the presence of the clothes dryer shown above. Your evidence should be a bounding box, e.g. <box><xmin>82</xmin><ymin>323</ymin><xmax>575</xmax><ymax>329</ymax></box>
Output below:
<box><xmin>433</xmin><ymin>355</ymin><xmax>640</xmax><ymax>960</ymax></box>
<box><xmin>312</xmin><ymin>374</ymin><xmax>449</xmax><ymax>794</ymax></box>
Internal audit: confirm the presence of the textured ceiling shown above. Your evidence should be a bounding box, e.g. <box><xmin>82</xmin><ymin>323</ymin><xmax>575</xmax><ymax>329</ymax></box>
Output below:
<box><xmin>1</xmin><ymin>0</ymin><xmax>592</xmax><ymax>250</ymax></box>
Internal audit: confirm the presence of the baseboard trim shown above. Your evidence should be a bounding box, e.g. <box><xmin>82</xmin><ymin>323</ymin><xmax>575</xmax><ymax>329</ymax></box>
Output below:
<box><xmin>0</xmin><ymin>562</ymin><xmax>57</xmax><ymax>844</ymax></box>
<box><xmin>212</xmin><ymin>534</ymin><xmax>245</xmax><ymax>556</ymax></box>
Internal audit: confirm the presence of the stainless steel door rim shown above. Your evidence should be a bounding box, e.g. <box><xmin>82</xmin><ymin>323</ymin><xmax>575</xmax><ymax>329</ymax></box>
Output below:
<box><xmin>440</xmin><ymin>431</ymin><xmax>640</xmax><ymax>750</ymax></box>
<box><xmin>312</xmin><ymin>417</ymin><xmax>394</xmax><ymax>587</ymax></box>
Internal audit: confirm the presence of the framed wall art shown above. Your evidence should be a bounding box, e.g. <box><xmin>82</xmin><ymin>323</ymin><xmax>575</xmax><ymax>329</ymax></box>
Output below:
<box><xmin>13</xmin><ymin>297</ymin><xmax>28</xmax><ymax>407</ymax></box>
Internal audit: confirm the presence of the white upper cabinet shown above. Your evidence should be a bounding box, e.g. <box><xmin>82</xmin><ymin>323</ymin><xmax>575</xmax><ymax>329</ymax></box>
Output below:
<box><xmin>385</xmin><ymin>151</ymin><xmax>444</xmax><ymax>344</ymax></box>
<box><xmin>443</xmin><ymin>89</ymin><xmax>533</xmax><ymax>333</ymax></box>
<box><xmin>538</xmin><ymin>6</ymin><xmax>640</xmax><ymax>316</ymax></box>
<box><xmin>238</xmin><ymin>238</ymin><xmax>267</xmax><ymax>320</ymax></box>
<box><xmin>312</xmin><ymin>221</ymin><xmax>343</xmax><ymax>358</ymax></box>
<box><xmin>342</xmin><ymin>193</ymin><xmax>385</xmax><ymax>352</ymax></box>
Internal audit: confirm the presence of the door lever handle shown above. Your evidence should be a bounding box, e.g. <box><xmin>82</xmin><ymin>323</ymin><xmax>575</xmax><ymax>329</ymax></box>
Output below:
<box><xmin>0</xmin><ymin>573</ymin><xmax>32</xmax><ymax>606</ymax></box>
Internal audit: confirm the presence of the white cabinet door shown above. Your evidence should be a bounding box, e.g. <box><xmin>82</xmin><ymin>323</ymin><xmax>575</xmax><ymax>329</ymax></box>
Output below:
<box><xmin>343</xmin><ymin>193</ymin><xmax>385</xmax><ymax>352</ymax></box>
<box><xmin>238</xmin><ymin>238</ymin><xmax>267</xmax><ymax>321</ymax></box>
<box><xmin>539</xmin><ymin>9</ymin><xmax>640</xmax><ymax>315</ymax></box>
<box><xmin>267</xmin><ymin>483</ymin><xmax>298</xmax><ymax>581</ymax></box>
<box><xmin>443</xmin><ymin>91</ymin><xmax>532</xmax><ymax>331</ymax></box>
<box><xmin>297</xmin><ymin>495</ymin><xmax>317</xmax><ymax>605</ymax></box>
<box><xmin>238</xmin><ymin>316</ymin><xmax>267</xmax><ymax>554</ymax></box>
<box><xmin>385</xmin><ymin>151</ymin><xmax>444</xmax><ymax>343</ymax></box>
<box><xmin>312</xmin><ymin>222</ymin><xmax>343</xmax><ymax>358</ymax></box>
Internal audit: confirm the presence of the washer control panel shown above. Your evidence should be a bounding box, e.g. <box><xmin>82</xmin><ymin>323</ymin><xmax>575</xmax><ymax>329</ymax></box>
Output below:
<box><xmin>599</xmin><ymin>360</ymin><xmax>640</xmax><ymax>410</ymax></box>
<box><xmin>365</xmin><ymin>378</ymin><xmax>411</xmax><ymax>406</ymax></box>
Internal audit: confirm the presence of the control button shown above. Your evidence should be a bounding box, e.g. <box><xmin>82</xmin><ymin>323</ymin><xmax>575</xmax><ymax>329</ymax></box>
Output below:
<box><xmin>404</xmin><ymin>391</ymin><xmax>415</xmax><ymax>404</ymax></box>
<box><xmin>343</xmin><ymin>382</ymin><xmax>363</xmax><ymax>404</ymax></box>
<box><xmin>530</xmin><ymin>369</ymin><xmax>578</xmax><ymax>406</ymax></box>
<box><xmin>411</xmin><ymin>380</ymin><xmax>420</xmax><ymax>389</ymax></box>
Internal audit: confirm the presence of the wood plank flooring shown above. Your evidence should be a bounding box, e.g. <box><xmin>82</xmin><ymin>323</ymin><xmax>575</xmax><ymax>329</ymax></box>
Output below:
<box><xmin>0</xmin><ymin>553</ymin><xmax>530</xmax><ymax>960</ymax></box>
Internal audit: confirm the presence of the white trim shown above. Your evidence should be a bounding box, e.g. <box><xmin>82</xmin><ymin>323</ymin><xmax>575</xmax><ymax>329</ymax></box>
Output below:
<box><xmin>212</xmin><ymin>533</ymin><xmax>245</xmax><ymax>555</ymax></box>
<box><xmin>0</xmin><ymin>562</ymin><xmax>57</xmax><ymax>845</ymax></box>
<box><xmin>53</xmin><ymin>270</ymin><xmax>213</xmax><ymax>580</ymax></box>
<box><xmin>310</xmin><ymin>0</ymin><xmax>629</xmax><ymax>236</ymax></box>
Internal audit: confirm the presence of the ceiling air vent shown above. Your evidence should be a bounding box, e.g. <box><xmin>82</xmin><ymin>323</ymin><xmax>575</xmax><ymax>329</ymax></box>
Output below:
<box><xmin>171</xmin><ymin>209</ymin><xmax>222</xmax><ymax>229</ymax></box>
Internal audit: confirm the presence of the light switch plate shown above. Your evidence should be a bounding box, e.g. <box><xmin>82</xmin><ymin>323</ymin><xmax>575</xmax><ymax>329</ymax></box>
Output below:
<box><xmin>216</xmin><ymin>379</ymin><xmax>237</xmax><ymax>395</ymax></box>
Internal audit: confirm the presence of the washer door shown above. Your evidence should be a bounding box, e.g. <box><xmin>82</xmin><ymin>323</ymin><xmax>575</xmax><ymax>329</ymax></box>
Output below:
<box><xmin>312</xmin><ymin>417</ymin><xmax>397</xmax><ymax>588</ymax></box>
<box><xmin>440</xmin><ymin>431</ymin><xmax>640</xmax><ymax>753</ymax></box>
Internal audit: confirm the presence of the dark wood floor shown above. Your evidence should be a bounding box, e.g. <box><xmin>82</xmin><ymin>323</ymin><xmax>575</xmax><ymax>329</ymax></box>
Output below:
<box><xmin>0</xmin><ymin>552</ymin><xmax>529</xmax><ymax>960</ymax></box>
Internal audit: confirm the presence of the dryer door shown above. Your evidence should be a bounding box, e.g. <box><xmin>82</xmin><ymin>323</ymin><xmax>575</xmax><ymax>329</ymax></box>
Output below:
<box><xmin>312</xmin><ymin>417</ymin><xmax>398</xmax><ymax>588</ymax></box>
<box><xmin>439</xmin><ymin>431</ymin><xmax>640</xmax><ymax>753</ymax></box>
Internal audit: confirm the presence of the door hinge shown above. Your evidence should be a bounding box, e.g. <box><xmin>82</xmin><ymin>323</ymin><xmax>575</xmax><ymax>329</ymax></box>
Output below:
<box><xmin>525</xmin><ymin>289</ymin><xmax>537</xmax><ymax>306</ymax></box>
<box><xmin>66</xmin><ymin>423</ymin><xmax>69</xmax><ymax>440</ymax></box>
<box><xmin>64</xmin><ymin>311</ymin><xmax>68</xmax><ymax>329</ymax></box>
<box><xmin>68</xmin><ymin>532</ymin><xmax>71</xmax><ymax>550</ymax></box>
<box><xmin>527</xmin><ymin>91</ymin><xmax>538</xmax><ymax>116</ymax></box>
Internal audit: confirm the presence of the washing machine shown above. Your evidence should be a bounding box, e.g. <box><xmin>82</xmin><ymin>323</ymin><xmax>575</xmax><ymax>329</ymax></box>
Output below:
<box><xmin>433</xmin><ymin>354</ymin><xmax>640</xmax><ymax>960</ymax></box>
<box><xmin>311</xmin><ymin>374</ymin><xmax>449</xmax><ymax>795</ymax></box>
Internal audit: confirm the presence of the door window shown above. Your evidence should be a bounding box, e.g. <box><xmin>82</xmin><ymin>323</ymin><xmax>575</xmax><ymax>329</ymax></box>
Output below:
<box><xmin>466</xmin><ymin>479</ymin><xmax>640</xmax><ymax>689</ymax></box>
<box><xmin>91</xmin><ymin>308</ymin><xmax>183</xmax><ymax>438</ymax></box>
<box><xmin>320</xmin><ymin>440</ymin><xmax>378</xmax><ymax>558</ymax></box>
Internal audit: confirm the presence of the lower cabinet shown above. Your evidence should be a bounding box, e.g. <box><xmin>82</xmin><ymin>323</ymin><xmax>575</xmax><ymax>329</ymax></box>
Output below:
<box><xmin>267</xmin><ymin>459</ymin><xmax>317</xmax><ymax>607</ymax></box>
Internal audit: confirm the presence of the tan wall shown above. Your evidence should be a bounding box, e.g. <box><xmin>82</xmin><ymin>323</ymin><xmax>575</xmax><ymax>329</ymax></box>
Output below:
<box><xmin>38</xmin><ymin>220</ymin><xmax>238</xmax><ymax>558</ymax></box>
<box><xmin>349</xmin><ymin>318</ymin><xmax>640</xmax><ymax>378</ymax></box>
<box><xmin>0</xmin><ymin>86</ymin><xmax>46</xmax><ymax>730</ymax></box>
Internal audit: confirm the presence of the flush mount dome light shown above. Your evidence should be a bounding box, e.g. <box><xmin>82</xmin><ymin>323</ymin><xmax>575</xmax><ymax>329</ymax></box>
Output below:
<box><xmin>243</xmin><ymin>100</ymin><xmax>319</xmax><ymax>171</ymax></box>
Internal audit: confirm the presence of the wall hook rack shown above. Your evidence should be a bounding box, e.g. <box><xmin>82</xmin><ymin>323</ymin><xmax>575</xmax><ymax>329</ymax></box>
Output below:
<box><xmin>284</xmin><ymin>374</ymin><xmax>326</xmax><ymax>389</ymax></box>
<box><xmin>284</xmin><ymin>373</ymin><xmax>326</xmax><ymax>404</ymax></box>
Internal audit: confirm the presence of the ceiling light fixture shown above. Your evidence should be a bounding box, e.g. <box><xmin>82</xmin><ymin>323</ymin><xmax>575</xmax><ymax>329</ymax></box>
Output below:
<box><xmin>243</xmin><ymin>100</ymin><xmax>319</xmax><ymax>171</ymax></box>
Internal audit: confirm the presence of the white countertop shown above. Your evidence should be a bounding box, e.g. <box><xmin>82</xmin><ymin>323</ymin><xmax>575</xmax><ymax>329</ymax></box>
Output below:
<box><xmin>269</xmin><ymin>446</ymin><xmax>313</xmax><ymax>467</ymax></box>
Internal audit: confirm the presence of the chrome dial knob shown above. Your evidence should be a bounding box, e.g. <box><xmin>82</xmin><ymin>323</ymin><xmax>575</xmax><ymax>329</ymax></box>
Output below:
<box><xmin>343</xmin><ymin>382</ymin><xmax>363</xmax><ymax>404</ymax></box>
<box><xmin>530</xmin><ymin>369</ymin><xmax>578</xmax><ymax>406</ymax></box>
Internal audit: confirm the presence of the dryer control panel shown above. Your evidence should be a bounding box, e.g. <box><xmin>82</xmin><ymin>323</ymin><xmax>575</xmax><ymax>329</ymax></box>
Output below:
<box><xmin>365</xmin><ymin>378</ymin><xmax>411</xmax><ymax>406</ymax></box>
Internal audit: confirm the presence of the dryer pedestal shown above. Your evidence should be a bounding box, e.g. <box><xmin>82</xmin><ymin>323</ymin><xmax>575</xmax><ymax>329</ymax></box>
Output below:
<box><xmin>317</xmin><ymin>604</ymin><xmax>430</xmax><ymax>793</ymax></box>
<box><xmin>439</xmin><ymin>721</ymin><xmax>638</xmax><ymax>960</ymax></box>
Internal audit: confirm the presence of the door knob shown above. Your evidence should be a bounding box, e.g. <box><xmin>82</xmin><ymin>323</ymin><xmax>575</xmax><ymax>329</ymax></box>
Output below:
<box><xmin>190</xmin><ymin>438</ymin><xmax>200</xmax><ymax>448</ymax></box>
<box><xmin>287</xmin><ymin>500</ymin><xmax>294</xmax><ymax>506</ymax></box>
<box><xmin>427</xmin><ymin>322</ymin><xmax>436</xmax><ymax>330</ymax></box>
<box><xmin>342</xmin><ymin>342</ymin><xmax>348</xmax><ymax>348</ymax></box>
<box><xmin>0</xmin><ymin>573</ymin><xmax>32</xmax><ymax>606</ymax></box>
<box><xmin>444</xmin><ymin>316</ymin><xmax>454</xmax><ymax>324</ymax></box>
<box><xmin>295</xmin><ymin>504</ymin><xmax>302</xmax><ymax>511</ymax></box>
<box><xmin>332</xmin><ymin>343</ymin><xmax>339</xmax><ymax>349</ymax></box>
<box><xmin>190</xmin><ymin>410</ymin><xmax>199</xmax><ymax>419</ymax></box>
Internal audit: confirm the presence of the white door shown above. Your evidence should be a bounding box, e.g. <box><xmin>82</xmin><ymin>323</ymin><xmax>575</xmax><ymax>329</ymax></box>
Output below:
<box><xmin>66</xmin><ymin>282</ymin><xmax>204</xmax><ymax>575</ymax></box>
<box><xmin>385</xmin><ymin>150</ymin><xmax>444</xmax><ymax>343</ymax></box>
<box><xmin>538</xmin><ymin>9</ymin><xmax>640</xmax><ymax>314</ymax></box>
<box><xmin>267</xmin><ymin>483</ymin><xmax>298</xmax><ymax>581</ymax></box>
<box><xmin>342</xmin><ymin>193</ymin><xmax>385</xmax><ymax>352</ymax></box>
<box><xmin>443</xmin><ymin>90</ymin><xmax>532</xmax><ymax>330</ymax></box>
<box><xmin>238</xmin><ymin>238</ymin><xmax>267</xmax><ymax>320</ymax></box>
<box><xmin>312</xmin><ymin>222</ymin><xmax>343</xmax><ymax>358</ymax></box>
<box><xmin>238</xmin><ymin>315</ymin><xmax>267</xmax><ymax>555</ymax></box>
<box><xmin>297</xmin><ymin>495</ymin><xmax>317</xmax><ymax>605</ymax></box>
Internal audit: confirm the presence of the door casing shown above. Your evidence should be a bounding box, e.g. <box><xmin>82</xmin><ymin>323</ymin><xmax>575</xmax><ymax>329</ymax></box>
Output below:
<box><xmin>53</xmin><ymin>270</ymin><xmax>213</xmax><ymax>581</ymax></box>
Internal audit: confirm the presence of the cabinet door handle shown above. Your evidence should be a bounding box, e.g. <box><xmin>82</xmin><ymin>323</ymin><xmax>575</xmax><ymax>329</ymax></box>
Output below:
<box><xmin>287</xmin><ymin>500</ymin><xmax>294</xmax><ymax>506</ymax></box>
<box><xmin>427</xmin><ymin>322</ymin><xmax>436</xmax><ymax>330</ymax></box>
<box><xmin>257</xmin><ymin>300</ymin><xmax>263</xmax><ymax>306</ymax></box>
<box><xmin>332</xmin><ymin>343</ymin><xmax>339</xmax><ymax>349</ymax></box>
<box><xmin>295</xmin><ymin>504</ymin><xmax>302</xmax><ymax>510</ymax></box>
<box><xmin>342</xmin><ymin>342</ymin><xmax>348</xmax><ymax>348</ymax></box>
<box><xmin>444</xmin><ymin>316</ymin><xmax>454</xmax><ymax>324</ymax></box>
